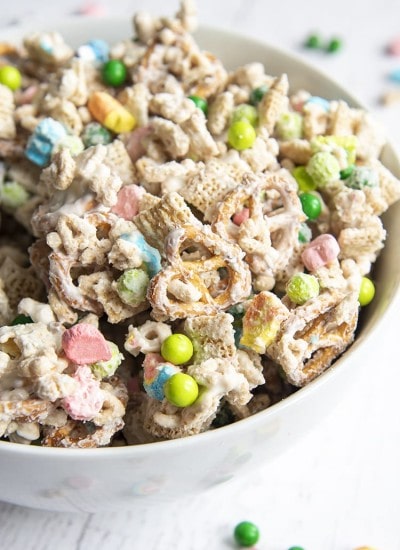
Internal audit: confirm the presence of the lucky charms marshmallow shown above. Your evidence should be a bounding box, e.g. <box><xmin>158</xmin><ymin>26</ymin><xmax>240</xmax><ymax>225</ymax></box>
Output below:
<box><xmin>0</xmin><ymin>0</ymin><xmax>399</xmax><ymax>447</ymax></box>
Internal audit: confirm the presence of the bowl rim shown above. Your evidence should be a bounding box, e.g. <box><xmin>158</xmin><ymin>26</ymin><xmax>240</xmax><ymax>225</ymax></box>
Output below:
<box><xmin>1</xmin><ymin>17</ymin><xmax>400</xmax><ymax>458</ymax></box>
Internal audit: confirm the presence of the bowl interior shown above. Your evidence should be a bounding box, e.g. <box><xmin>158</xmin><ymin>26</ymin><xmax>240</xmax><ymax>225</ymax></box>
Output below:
<box><xmin>0</xmin><ymin>18</ymin><xmax>399</xmax><ymax>454</ymax></box>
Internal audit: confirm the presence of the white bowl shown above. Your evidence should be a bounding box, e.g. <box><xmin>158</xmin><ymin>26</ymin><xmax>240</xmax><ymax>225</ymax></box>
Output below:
<box><xmin>1</xmin><ymin>18</ymin><xmax>399</xmax><ymax>514</ymax></box>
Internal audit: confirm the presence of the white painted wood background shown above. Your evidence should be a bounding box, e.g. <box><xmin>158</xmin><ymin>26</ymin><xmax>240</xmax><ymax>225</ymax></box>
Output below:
<box><xmin>1</xmin><ymin>1</ymin><xmax>400</xmax><ymax>548</ymax></box>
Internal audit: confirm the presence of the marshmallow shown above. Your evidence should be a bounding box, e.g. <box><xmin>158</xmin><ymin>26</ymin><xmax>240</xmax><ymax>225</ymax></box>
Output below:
<box><xmin>301</xmin><ymin>234</ymin><xmax>340</xmax><ymax>272</ymax></box>
<box><xmin>62</xmin><ymin>323</ymin><xmax>112</xmax><ymax>365</ymax></box>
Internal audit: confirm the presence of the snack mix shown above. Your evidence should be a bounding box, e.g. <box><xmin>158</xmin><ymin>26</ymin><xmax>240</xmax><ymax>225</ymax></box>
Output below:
<box><xmin>0</xmin><ymin>1</ymin><xmax>399</xmax><ymax>448</ymax></box>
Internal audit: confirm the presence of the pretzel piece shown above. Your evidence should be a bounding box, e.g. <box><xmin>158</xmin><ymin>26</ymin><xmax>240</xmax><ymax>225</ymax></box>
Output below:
<box><xmin>148</xmin><ymin>225</ymin><xmax>252</xmax><ymax>320</ymax></box>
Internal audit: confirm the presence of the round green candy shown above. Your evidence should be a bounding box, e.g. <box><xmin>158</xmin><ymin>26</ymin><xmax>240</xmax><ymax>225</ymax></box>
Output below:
<box><xmin>299</xmin><ymin>192</ymin><xmax>322</xmax><ymax>220</ymax></box>
<box><xmin>275</xmin><ymin>112</ymin><xmax>303</xmax><ymax>140</ymax></box>
<box><xmin>11</xmin><ymin>314</ymin><xmax>33</xmax><ymax>325</ymax></box>
<box><xmin>188</xmin><ymin>95</ymin><xmax>208</xmax><ymax>115</ymax></box>
<box><xmin>249</xmin><ymin>84</ymin><xmax>268</xmax><ymax>106</ymax></box>
<box><xmin>292</xmin><ymin>166</ymin><xmax>317</xmax><ymax>192</ymax></box>
<box><xmin>0</xmin><ymin>65</ymin><xmax>22</xmax><ymax>91</ymax></box>
<box><xmin>231</xmin><ymin>104</ymin><xmax>259</xmax><ymax>127</ymax></box>
<box><xmin>161</xmin><ymin>334</ymin><xmax>193</xmax><ymax>365</ymax></box>
<box><xmin>101</xmin><ymin>59</ymin><xmax>127</xmax><ymax>87</ymax></box>
<box><xmin>164</xmin><ymin>372</ymin><xmax>199</xmax><ymax>407</ymax></box>
<box><xmin>233</xmin><ymin>521</ymin><xmax>260</xmax><ymax>547</ymax></box>
<box><xmin>306</xmin><ymin>151</ymin><xmax>341</xmax><ymax>188</ymax></box>
<box><xmin>286</xmin><ymin>273</ymin><xmax>320</xmax><ymax>305</ymax></box>
<box><xmin>82</xmin><ymin>122</ymin><xmax>112</xmax><ymax>147</ymax></box>
<box><xmin>304</xmin><ymin>33</ymin><xmax>322</xmax><ymax>49</ymax></box>
<box><xmin>327</xmin><ymin>37</ymin><xmax>342</xmax><ymax>53</ymax></box>
<box><xmin>116</xmin><ymin>268</ymin><xmax>149</xmax><ymax>306</ymax></box>
<box><xmin>228</xmin><ymin>120</ymin><xmax>256</xmax><ymax>151</ymax></box>
<box><xmin>358</xmin><ymin>277</ymin><xmax>375</xmax><ymax>306</ymax></box>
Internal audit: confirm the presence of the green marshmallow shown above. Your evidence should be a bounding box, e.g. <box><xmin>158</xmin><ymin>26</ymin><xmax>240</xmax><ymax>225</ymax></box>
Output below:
<box><xmin>116</xmin><ymin>268</ymin><xmax>149</xmax><ymax>306</ymax></box>
<box><xmin>306</xmin><ymin>151</ymin><xmax>341</xmax><ymax>187</ymax></box>
<box><xmin>0</xmin><ymin>181</ymin><xmax>30</xmax><ymax>209</ymax></box>
<box><xmin>275</xmin><ymin>111</ymin><xmax>303</xmax><ymax>140</ymax></box>
<box><xmin>91</xmin><ymin>342</ymin><xmax>123</xmax><ymax>379</ymax></box>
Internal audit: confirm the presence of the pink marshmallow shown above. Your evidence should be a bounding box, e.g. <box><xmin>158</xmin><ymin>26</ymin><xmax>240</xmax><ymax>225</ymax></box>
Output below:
<box><xmin>125</xmin><ymin>127</ymin><xmax>152</xmax><ymax>162</ymax></box>
<box><xmin>301</xmin><ymin>233</ymin><xmax>340</xmax><ymax>272</ymax></box>
<box><xmin>62</xmin><ymin>323</ymin><xmax>111</xmax><ymax>365</ymax></box>
<box><xmin>111</xmin><ymin>184</ymin><xmax>145</xmax><ymax>220</ymax></box>
<box><xmin>61</xmin><ymin>365</ymin><xmax>104</xmax><ymax>421</ymax></box>
<box><xmin>232</xmin><ymin>207</ymin><xmax>250</xmax><ymax>226</ymax></box>
<box><xmin>16</xmin><ymin>85</ymin><xmax>39</xmax><ymax>105</ymax></box>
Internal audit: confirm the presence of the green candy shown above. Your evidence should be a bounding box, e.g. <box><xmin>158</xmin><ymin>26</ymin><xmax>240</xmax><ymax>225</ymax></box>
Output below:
<box><xmin>115</xmin><ymin>268</ymin><xmax>149</xmax><ymax>306</ymax></box>
<box><xmin>11</xmin><ymin>314</ymin><xmax>33</xmax><ymax>325</ymax></box>
<box><xmin>249</xmin><ymin>85</ymin><xmax>268</xmax><ymax>106</ymax></box>
<box><xmin>188</xmin><ymin>95</ymin><xmax>208</xmax><ymax>115</ymax></box>
<box><xmin>91</xmin><ymin>342</ymin><xmax>123</xmax><ymax>379</ymax></box>
<box><xmin>0</xmin><ymin>65</ymin><xmax>22</xmax><ymax>91</ymax></box>
<box><xmin>102</xmin><ymin>59</ymin><xmax>127</xmax><ymax>87</ymax></box>
<box><xmin>306</xmin><ymin>151</ymin><xmax>341</xmax><ymax>187</ymax></box>
<box><xmin>275</xmin><ymin>111</ymin><xmax>303</xmax><ymax>140</ymax></box>
<box><xmin>233</xmin><ymin>521</ymin><xmax>260</xmax><ymax>548</ymax></box>
<box><xmin>286</xmin><ymin>273</ymin><xmax>320</xmax><ymax>305</ymax></box>
<box><xmin>304</xmin><ymin>33</ymin><xmax>322</xmax><ymax>49</ymax></box>
<box><xmin>0</xmin><ymin>181</ymin><xmax>30</xmax><ymax>209</ymax></box>
<box><xmin>231</xmin><ymin>104</ymin><xmax>259</xmax><ymax>127</ymax></box>
<box><xmin>161</xmin><ymin>334</ymin><xmax>193</xmax><ymax>365</ymax></box>
<box><xmin>164</xmin><ymin>372</ymin><xmax>199</xmax><ymax>407</ymax></box>
<box><xmin>340</xmin><ymin>164</ymin><xmax>355</xmax><ymax>179</ymax></box>
<box><xmin>358</xmin><ymin>277</ymin><xmax>375</xmax><ymax>306</ymax></box>
<box><xmin>327</xmin><ymin>37</ymin><xmax>342</xmax><ymax>53</ymax></box>
<box><xmin>228</xmin><ymin>120</ymin><xmax>256</xmax><ymax>151</ymax></box>
<box><xmin>82</xmin><ymin>122</ymin><xmax>112</xmax><ymax>147</ymax></box>
<box><xmin>292</xmin><ymin>166</ymin><xmax>317</xmax><ymax>192</ymax></box>
<box><xmin>299</xmin><ymin>192</ymin><xmax>322</xmax><ymax>220</ymax></box>
<box><xmin>288</xmin><ymin>547</ymin><xmax>306</xmax><ymax>550</ymax></box>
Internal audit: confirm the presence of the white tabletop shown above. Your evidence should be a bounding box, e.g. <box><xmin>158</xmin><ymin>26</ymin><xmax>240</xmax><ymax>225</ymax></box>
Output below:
<box><xmin>1</xmin><ymin>1</ymin><xmax>400</xmax><ymax>549</ymax></box>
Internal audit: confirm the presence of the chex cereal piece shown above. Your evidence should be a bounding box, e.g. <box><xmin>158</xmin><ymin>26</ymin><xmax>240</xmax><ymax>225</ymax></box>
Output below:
<box><xmin>258</xmin><ymin>74</ymin><xmax>289</xmax><ymax>135</ymax></box>
<box><xmin>0</xmin><ymin>84</ymin><xmax>16</xmax><ymax>140</ymax></box>
<box><xmin>184</xmin><ymin>312</ymin><xmax>236</xmax><ymax>363</ymax></box>
<box><xmin>133</xmin><ymin>191</ymin><xmax>201</xmax><ymax>251</ymax></box>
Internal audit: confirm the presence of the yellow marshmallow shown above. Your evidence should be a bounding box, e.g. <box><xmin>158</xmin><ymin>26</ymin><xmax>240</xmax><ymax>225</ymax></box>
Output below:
<box><xmin>240</xmin><ymin>291</ymin><xmax>289</xmax><ymax>354</ymax></box>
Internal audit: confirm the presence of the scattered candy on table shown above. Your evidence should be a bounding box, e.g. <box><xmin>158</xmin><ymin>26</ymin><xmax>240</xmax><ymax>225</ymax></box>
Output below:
<box><xmin>386</xmin><ymin>37</ymin><xmax>400</xmax><ymax>56</ymax></box>
<box><xmin>233</xmin><ymin>521</ymin><xmax>260</xmax><ymax>548</ymax></box>
<box><xmin>388</xmin><ymin>68</ymin><xmax>400</xmax><ymax>83</ymax></box>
